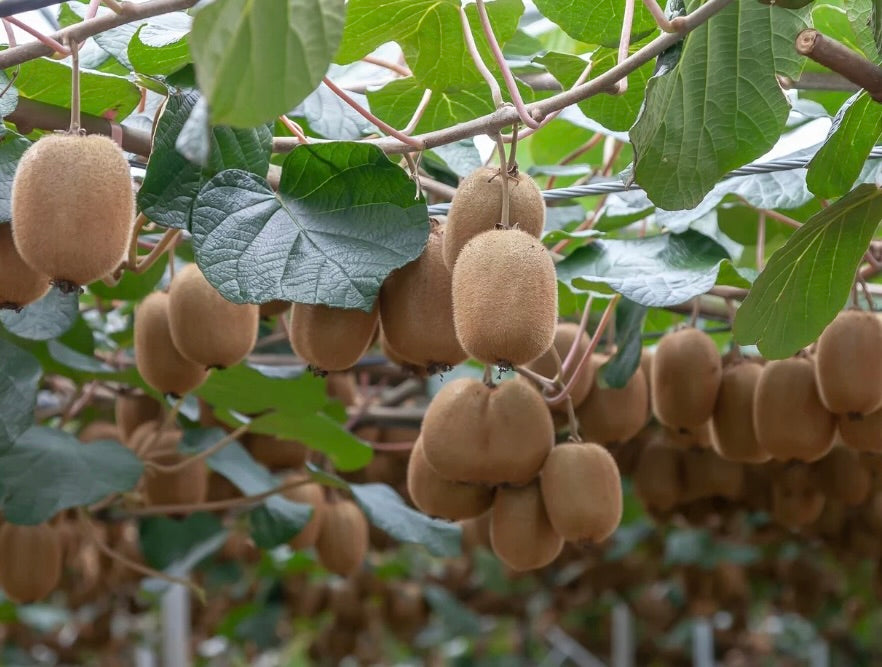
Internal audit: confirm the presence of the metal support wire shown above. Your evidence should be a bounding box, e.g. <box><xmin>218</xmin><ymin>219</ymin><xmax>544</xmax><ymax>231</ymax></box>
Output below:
<box><xmin>426</xmin><ymin>145</ymin><xmax>882</xmax><ymax>214</ymax></box>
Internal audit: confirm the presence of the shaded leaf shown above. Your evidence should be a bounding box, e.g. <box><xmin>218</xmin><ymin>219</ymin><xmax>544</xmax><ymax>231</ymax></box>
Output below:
<box><xmin>139</xmin><ymin>513</ymin><xmax>224</xmax><ymax>570</ymax></box>
<box><xmin>292</xmin><ymin>85</ymin><xmax>375</xmax><ymax>140</ymax></box>
<box><xmin>0</xmin><ymin>338</ymin><xmax>40</xmax><ymax>452</ymax></box>
<box><xmin>0</xmin><ymin>135</ymin><xmax>31</xmax><ymax>223</ymax></box>
<box><xmin>600</xmin><ymin>298</ymin><xmax>647</xmax><ymax>389</ymax></box>
<box><xmin>128</xmin><ymin>13</ymin><xmax>191</xmax><ymax>76</ymax></box>
<box><xmin>0</xmin><ymin>288</ymin><xmax>79</xmax><ymax>341</ymax></box>
<box><xmin>532</xmin><ymin>0</ymin><xmax>657</xmax><ymax>47</ymax></box>
<box><xmin>88</xmin><ymin>253</ymin><xmax>168</xmax><ymax>300</ymax></box>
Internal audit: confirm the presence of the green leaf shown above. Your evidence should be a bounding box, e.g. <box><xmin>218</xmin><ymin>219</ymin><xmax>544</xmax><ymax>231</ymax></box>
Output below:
<box><xmin>734</xmin><ymin>184</ymin><xmax>882</xmax><ymax>358</ymax></box>
<box><xmin>138</xmin><ymin>513</ymin><xmax>224</xmax><ymax>570</ymax></box>
<box><xmin>537</xmin><ymin>48</ymin><xmax>654</xmax><ymax>132</ymax></box>
<box><xmin>0</xmin><ymin>135</ymin><xmax>30</xmax><ymax>223</ymax></box>
<box><xmin>138</xmin><ymin>91</ymin><xmax>273</xmax><ymax>229</ymax></box>
<box><xmin>88</xmin><ymin>253</ymin><xmax>168</xmax><ymax>301</ymax></box>
<box><xmin>292</xmin><ymin>86</ymin><xmax>375</xmax><ymax>140</ymax></box>
<box><xmin>128</xmin><ymin>14</ymin><xmax>191</xmax><ymax>76</ymax></box>
<box><xmin>600</xmin><ymin>298</ymin><xmax>647</xmax><ymax>389</ymax></box>
<box><xmin>11</xmin><ymin>57</ymin><xmax>140</xmax><ymax>120</ymax></box>
<box><xmin>189</xmin><ymin>0</ymin><xmax>345</xmax><ymax>127</ymax></box>
<box><xmin>555</xmin><ymin>230</ymin><xmax>731</xmax><ymax>307</ymax></box>
<box><xmin>196</xmin><ymin>364</ymin><xmax>326</xmax><ymax>416</ymax></box>
<box><xmin>190</xmin><ymin>142</ymin><xmax>429</xmax><ymax>309</ymax></box>
<box><xmin>0</xmin><ymin>288</ymin><xmax>79</xmax><ymax>341</ymax></box>
<box><xmin>0</xmin><ymin>426</ymin><xmax>143</xmax><ymax>524</ymax></box>
<box><xmin>350</xmin><ymin>483</ymin><xmax>462</xmax><ymax>557</ymax></box>
<box><xmin>630</xmin><ymin>1</ymin><xmax>809</xmax><ymax>209</ymax></box>
<box><xmin>532</xmin><ymin>0</ymin><xmax>657</xmax><ymax>47</ymax></box>
<box><xmin>846</xmin><ymin>0</ymin><xmax>882</xmax><ymax>62</ymax></box>
<box><xmin>806</xmin><ymin>92</ymin><xmax>882</xmax><ymax>198</ymax></box>
<box><xmin>0</xmin><ymin>339</ymin><xmax>40</xmax><ymax>451</ymax></box>
<box><xmin>46</xmin><ymin>340</ymin><xmax>115</xmax><ymax>374</ymax></box>
<box><xmin>0</xmin><ymin>72</ymin><xmax>18</xmax><ymax>118</ymax></box>
<box><xmin>336</xmin><ymin>0</ymin><xmax>524</xmax><ymax>92</ymax></box>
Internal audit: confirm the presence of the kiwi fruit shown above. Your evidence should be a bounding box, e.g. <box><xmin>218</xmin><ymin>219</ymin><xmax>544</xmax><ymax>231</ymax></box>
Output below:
<box><xmin>490</xmin><ymin>480</ymin><xmax>563</xmax><ymax>571</ymax></box>
<box><xmin>142</xmin><ymin>454</ymin><xmax>209</xmax><ymax>506</ymax></box>
<box><xmin>575</xmin><ymin>356</ymin><xmax>649</xmax><ymax>444</ymax></box>
<box><xmin>460</xmin><ymin>511</ymin><xmax>493</xmax><ymax>554</ymax></box>
<box><xmin>651</xmin><ymin>328</ymin><xmax>722</xmax><ymax>431</ymax></box>
<box><xmin>451</xmin><ymin>229</ymin><xmax>557</xmax><ymax>366</ymax></box>
<box><xmin>284</xmin><ymin>481</ymin><xmax>326</xmax><ymax>550</ymax></box>
<box><xmin>289</xmin><ymin>302</ymin><xmax>379</xmax><ymax>371</ymax></box>
<box><xmin>78</xmin><ymin>420</ymin><xmax>121</xmax><ymax>443</ymax></box>
<box><xmin>813</xmin><ymin>445</ymin><xmax>871</xmax><ymax>506</ymax></box>
<box><xmin>839</xmin><ymin>407</ymin><xmax>882</xmax><ymax>452</ymax></box>
<box><xmin>771</xmin><ymin>464</ymin><xmax>826</xmax><ymax>528</ymax></box>
<box><xmin>206</xmin><ymin>472</ymin><xmax>242</xmax><ymax>502</ymax></box>
<box><xmin>259</xmin><ymin>300</ymin><xmax>291</xmax><ymax>318</ymax></box>
<box><xmin>665</xmin><ymin>420</ymin><xmax>714</xmax><ymax>450</ymax></box>
<box><xmin>710</xmin><ymin>360</ymin><xmax>769</xmax><ymax>463</ymax></box>
<box><xmin>443</xmin><ymin>166</ymin><xmax>545</xmax><ymax>269</ymax></box>
<box><xmin>11</xmin><ymin>134</ymin><xmax>134</xmax><ymax>289</ymax></box>
<box><xmin>315</xmin><ymin>498</ymin><xmax>370</xmax><ymax>577</ymax></box>
<box><xmin>126</xmin><ymin>420</ymin><xmax>181</xmax><ymax>457</ymax></box>
<box><xmin>420</xmin><ymin>377</ymin><xmax>553</xmax><ymax>485</ymax></box>
<box><xmin>539</xmin><ymin>443</ymin><xmax>622</xmax><ymax>542</ymax></box>
<box><xmin>633</xmin><ymin>441</ymin><xmax>681</xmax><ymax>512</ymax></box>
<box><xmin>680</xmin><ymin>448</ymin><xmax>744</xmax><ymax>501</ymax></box>
<box><xmin>406</xmin><ymin>437</ymin><xmax>495</xmax><ymax>520</ymax></box>
<box><xmin>526</xmin><ymin>322</ymin><xmax>594</xmax><ymax>411</ymax></box>
<box><xmin>754</xmin><ymin>357</ymin><xmax>836</xmax><ymax>462</ymax></box>
<box><xmin>0</xmin><ymin>223</ymin><xmax>49</xmax><ymax>309</ymax></box>
<box><xmin>379</xmin><ymin>223</ymin><xmax>467</xmax><ymax>370</ymax></box>
<box><xmin>379</xmin><ymin>329</ymin><xmax>429</xmax><ymax>376</ymax></box>
<box><xmin>114</xmin><ymin>393</ymin><xmax>162</xmax><ymax>441</ymax></box>
<box><xmin>167</xmin><ymin>263</ymin><xmax>259</xmax><ymax>369</ymax></box>
<box><xmin>245</xmin><ymin>433</ymin><xmax>308</xmax><ymax>470</ymax></box>
<box><xmin>0</xmin><ymin>522</ymin><xmax>62</xmax><ymax>603</ymax></box>
<box><xmin>134</xmin><ymin>292</ymin><xmax>209</xmax><ymax>396</ymax></box>
<box><xmin>326</xmin><ymin>373</ymin><xmax>358</xmax><ymax>407</ymax></box>
<box><xmin>815</xmin><ymin>309</ymin><xmax>882</xmax><ymax>416</ymax></box>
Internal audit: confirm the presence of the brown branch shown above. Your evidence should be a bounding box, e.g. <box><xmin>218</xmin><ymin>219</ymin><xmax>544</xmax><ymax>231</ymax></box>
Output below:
<box><xmin>796</xmin><ymin>29</ymin><xmax>882</xmax><ymax>102</ymax></box>
<box><xmin>0</xmin><ymin>0</ymin><xmax>200</xmax><ymax>69</ymax></box>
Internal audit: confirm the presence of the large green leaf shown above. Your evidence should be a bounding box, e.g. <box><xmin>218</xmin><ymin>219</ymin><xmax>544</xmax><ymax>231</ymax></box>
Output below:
<box><xmin>734</xmin><ymin>184</ymin><xmax>882</xmax><ymax>359</ymax></box>
<box><xmin>189</xmin><ymin>0</ymin><xmax>345</xmax><ymax>127</ymax></box>
<box><xmin>0</xmin><ymin>426</ymin><xmax>143</xmax><ymax>524</ymax></box>
<box><xmin>128</xmin><ymin>13</ymin><xmax>191</xmax><ymax>76</ymax></box>
<box><xmin>138</xmin><ymin>91</ymin><xmax>273</xmax><ymax>229</ymax></box>
<box><xmin>555</xmin><ymin>230</ymin><xmax>731</xmax><ymax>307</ymax></box>
<box><xmin>350</xmin><ymin>483</ymin><xmax>462</xmax><ymax>557</ymax></box>
<box><xmin>600</xmin><ymin>298</ymin><xmax>647</xmax><ymax>389</ymax></box>
<box><xmin>190</xmin><ymin>142</ymin><xmax>429</xmax><ymax>309</ymax></box>
<box><xmin>0</xmin><ymin>338</ymin><xmax>40</xmax><ymax>452</ymax></box>
<box><xmin>806</xmin><ymin>92</ymin><xmax>882</xmax><ymax>199</ymax></box>
<box><xmin>88</xmin><ymin>253</ymin><xmax>168</xmax><ymax>301</ymax></box>
<box><xmin>0</xmin><ymin>289</ymin><xmax>79</xmax><ymax>341</ymax></box>
<box><xmin>846</xmin><ymin>0</ymin><xmax>882</xmax><ymax>62</ymax></box>
<box><xmin>336</xmin><ymin>0</ymin><xmax>523</xmax><ymax>91</ymax></box>
<box><xmin>0</xmin><ymin>135</ymin><xmax>31</xmax><ymax>223</ymax></box>
<box><xmin>532</xmin><ymin>0</ymin><xmax>657</xmax><ymax>47</ymax></box>
<box><xmin>630</xmin><ymin>1</ymin><xmax>809</xmax><ymax>209</ymax></box>
<box><xmin>10</xmin><ymin>57</ymin><xmax>140</xmax><ymax>120</ymax></box>
<box><xmin>138</xmin><ymin>513</ymin><xmax>224</xmax><ymax>570</ymax></box>
<box><xmin>292</xmin><ymin>86</ymin><xmax>375</xmax><ymax>140</ymax></box>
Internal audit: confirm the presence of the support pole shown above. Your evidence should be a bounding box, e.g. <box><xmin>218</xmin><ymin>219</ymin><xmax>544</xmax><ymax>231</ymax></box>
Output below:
<box><xmin>161</xmin><ymin>583</ymin><xmax>191</xmax><ymax>667</ymax></box>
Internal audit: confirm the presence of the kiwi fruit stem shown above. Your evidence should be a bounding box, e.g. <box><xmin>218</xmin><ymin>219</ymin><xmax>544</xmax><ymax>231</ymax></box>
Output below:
<box><xmin>145</xmin><ymin>424</ymin><xmax>249</xmax><ymax>474</ymax></box>
<box><xmin>561</xmin><ymin>297</ymin><xmax>593</xmax><ymax>375</ymax></box>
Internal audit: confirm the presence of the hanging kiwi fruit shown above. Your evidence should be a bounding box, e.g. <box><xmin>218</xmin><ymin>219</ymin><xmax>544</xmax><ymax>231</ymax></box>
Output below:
<box><xmin>142</xmin><ymin>456</ymin><xmax>210</xmax><ymax>507</ymax></box>
<box><xmin>839</xmin><ymin>407</ymin><xmax>882</xmax><ymax>452</ymax></box>
<box><xmin>490</xmin><ymin>480</ymin><xmax>564</xmax><ymax>571</ymax></box>
<box><xmin>710</xmin><ymin>358</ymin><xmax>769</xmax><ymax>463</ymax></box>
<box><xmin>451</xmin><ymin>229</ymin><xmax>557</xmax><ymax>367</ymax></box>
<box><xmin>11</xmin><ymin>134</ymin><xmax>135</xmax><ymax>290</ymax></box>
<box><xmin>525</xmin><ymin>322</ymin><xmax>595</xmax><ymax>412</ymax></box>
<box><xmin>815</xmin><ymin>309</ymin><xmax>882</xmax><ymax>416</ymax></box>
<box><xmin>443</xmin><ymin>166</ymin><xmax>545</xmax><ymax>269</ymax></box>
<box><xmin>0</xmin><ymin>522</ymin><xmax>63</xmax><ymax>603</ymax></box>
<box><xmin>633</xmin><ymin>441</ymin><xmax>682</xmax><ymax>512</ymax></box>
<box><xmin>812</xmin><ymin>445</ymin><xmax>871</xmax><ymax>506</ymax></box>
<box><xmin>114</xmin><ymin>392</ymin><xmax>162</xmax><ymax>441</ymax></box>
<box><xmin>0</xmin><ymin>223</ymin><xmax>50</xmax><ymax>309</ymax></box>
<box><xmin>316</xmin><ymin>497</ymin><xmax>370</xmax><ymax>577</ymax></box>
<box><xmin>289</xmin><ymin>302</ymin><xmax>379</xmax><ymax>372</ymax></box>
<box><xmin>167</xmin><ymin>263</ymin><xmax>259</xmax><ymax>369</ymax></box>
<box><xmin>575</xmin><ymin>356</ymin><xmax>649</xmax><ymax>444</ymax></box>
<box><xmin>771</xmin><ymin>463</ymin><xmax>826</xmax><ymax>529</ymax></box>
<box><xmin>244</xmin><ymin>433</ymin><xmax>309</xmax><ymax>470</ymax></box>
<box><xmin>379</xmin><ymin>220</ymin><xmax>467</xmax><ymax>372</ymax></box>
<box><xmin>284</xmin><ymin>481</ymin><xmax>327</xmax><ymax>550</ymax></box>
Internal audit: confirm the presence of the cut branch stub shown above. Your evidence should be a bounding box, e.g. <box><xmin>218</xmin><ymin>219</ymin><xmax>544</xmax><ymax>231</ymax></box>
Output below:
<box><xmin>796</xmin><ymin>29</ymin><xmax>882</xmax><ymax>102</ymax></box>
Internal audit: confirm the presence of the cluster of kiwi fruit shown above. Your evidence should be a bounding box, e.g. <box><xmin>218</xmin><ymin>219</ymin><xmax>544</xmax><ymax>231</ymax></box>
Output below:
<box><xmin>1</xmin><ymin>133</ymin><xmax>135</xmax><ymax>306</ymax></box>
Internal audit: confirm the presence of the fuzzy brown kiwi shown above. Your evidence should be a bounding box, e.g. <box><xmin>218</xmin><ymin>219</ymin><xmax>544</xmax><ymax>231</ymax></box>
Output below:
<box><xmin>710</xmin><ymin>359</ymin><xmax>769</xmax><ymax>463</ymax></box>
<box><xmin>326</xmin><ymin>372</ymin><xmax>358</xmax><ymax>407</ymax></box>
<box><xmin>126</xmin><ymin>420</ymin><xmax>181</xmax><ymax>457</ymax></box>
<box><xmin>289</xmin><ymin>301</ymin><xmax>379</xmax><ymax>371</ymax></box>
<box><xmin>142</xmin><ymin>454</ymin><xmax>209</xmax><ymax>506</ymax></box>
<box><xmin>815</xmin><ymin>309</ymin><xmax>882</xmax><ymax>416</ymax></box>
<box><xmin>651</xmin><ymin>328</ymin><xmax>722</xmax><ymax>431</ymax></box>
<box><xmin>680</xmin><ymin>448</ymin><xmax>744</xmax><ymax>501</ymax></box>
<box><xmin>0</xmin><ymin>223</ymin><xmax>49</xmax><ymax>309</ymax></box>
<box><xmin>640</xmin><ymin>349</ymin><xmax>653</xmax><ymax>418</ymax></box>
<box><xmin>78</xmin><ymin>420</ymin><xmax>121</xmax><ymax>443</ymax></box>
<box><xmin>526</xmin><ymin>322</ymin><xmax>594</xmax><ymax>411</ymax></box>
<box><xmin>134</xmin><ymin>292</ymin><xmax>209</xmax><ymax>397</ymax></box>
<box><xmin>167</xmin><ymin>264</ymin><xmax>259</xmax><ymax>369</ymax></box>
<box><xmin>665</xmin><ymin>420</ymin><xmax>714</xmax><ymax>450</ymax></box>
<box><xmin>406</xmin><ymin>437</ymin><xmax>495</xmax><ymax>520</ymax></box>
<box><xmin>771</xmin><ymin>464</ymin><xmax>825</xmax><ymax>528</ymax></box>
<box><xmin>315</xmin><ymin>499</ymin><xmax>370</xmax><ymax>577</ymax></box>
<box><xmin>379</xmin><ymin>223</ymin><xmax>467</xmax><ymax>371</ymax></box>
<box><xmin>633</xmin><ymin>441</ymin><xmax>681</xmax><ymax>512</ymax></box>
<box><xmin>838</xmin><ymin>408</ymin><xmax>882</xmax><ymax>453</ymax></box>
<box><xmin>259</xmin><ymin>300</ymin><xmax>291</xmax><ymax>318</ymax></box>
<box><xmin>575</xmin><ymin>355</ymin><xmax>649</xmax><ymax>444</ymax></box>
<box><xmin>114</xmin><ymin>393</ymin><xmax>162</xmax><ymax>441</ymax></box>
<box><xmin>11</xmin><ymin>134</ymin><xmax>134</xmax><ymax>289</ymax></box>
<box><xmin>753</xmin><ymin>357</ymin><xmax>836</xmax><ymax>462</ymax></box>
<box><xmin>420</xmin><ymin>377</ymin><xmax>553</xmax><ymax>485</ymax></box>
<box><xmin>490</xmin><ymin>480</ymin><xmax>564</xmax><ymax>571</ymax></box>
<box><xmin>812</xmin><ymin>445</ymin><xmax>871</xmax><ymax>506</ymax></box>
<box><xmin>284</xmin><ymin>481</ymin><xmax>326</xmax><ymax>550</ymax></box>
<box><xmin>206</xmin><ymin>472</ymin><xmax>242</xmax><ymax>502</ymax></box>
<box><xmin>460</xmin><ymin>511</ymin><xmax>493</xmax><ymax>554</ymax></box>
<box><xmin>0</xmin><ymin>522</ymin><xmax>62</xmax><ymax>603</ymax></box>
<box><xmin>451</xmin><ymin>229</ymin><xmax>557</xmax><ymax>366</ymax></box>
<box><xmin>539</xmin><ymin>443</ymin><xmax>622</xmax><ymax>542</ymax></box>
<box><xmin>443</xmin><ymin>166</ymin><xmax>545</xmax><ymax>269</ymax></box>
<box><xmin>245</xmin><ymin>433</ymin><xmax>308</xmax><ymax>470</ymax></box>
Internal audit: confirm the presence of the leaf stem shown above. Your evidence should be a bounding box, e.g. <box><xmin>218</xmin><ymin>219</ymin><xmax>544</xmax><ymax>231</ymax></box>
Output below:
<box><xmin>144</xmin><ymin>424</ymin><xmax>250</xmax><ymax>474</ymax></box>
<box><xmin>459</xmin><ymin>5</ymin><xmax>503</xmax><ymax>108</ymax></box>
<box><xmin>403</xmin><ymin>89</ymin><xmax>433</xmax><ymax>134</ymax></box>
<box><xmin>278</xmin><ymin>115</ymin><xmax>309</xmax><ymax>144</ymax></box>
<box><xmin>515</xmin><ymin>365</ymin><xmax>557</xmax><ymax>391</ymax></box>
<box><xmin>561</xmin><ymin>295</ymin><xmax>593</xmax><ymax>378</ymax></box>
<box><xmin>615</xmin><ymin>0</ymin><xmax>636</xmax><ymax>94</ymax></box>
<box><xmin>3</xmin><ymin>16</ymin><xmax>69</xmax><ymax>55</ymax></box>
<box><xmin>67</xmin><ymin>36</ymin><xmax>80</xmax><ymax>132</ymax></box>
<box><xmin>546</xmin><ymin>133</ymin><xmax>602</xmax><ymax>189</ymax></box>
<box><xmin>494</xmin><ymin>132</ymin><xmax>511</xmax><ymax>228</ymax></box>
<box><xmin>474</xmin><ymin>0</ymin><xmax>539</xmax><ymax>127</ymax></box>
<box><xmin>642</xmin><ymin>0</ymin><xmax>684</xmax><ymax>33</ymax></box>
<box><xmin>133</xmin><ymin>228</ymin><xmax>181</xmax><ymax>274</ymax></box>
<box><xmin>361</xmin><ymin>55</ymin><xmax>411</xmax><ymax>77</ymax></box>
<box><xmin>756</xmin><ymin>212</ymin><xmax>766</xmax><ymax>271</ymax></box>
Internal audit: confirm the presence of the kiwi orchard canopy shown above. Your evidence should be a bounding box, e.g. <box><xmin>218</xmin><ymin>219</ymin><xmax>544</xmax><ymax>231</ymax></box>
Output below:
<box><xmin>2</xmin><ymin>0</ymin><xmax>882</xmax><ymax>662</ymax></box>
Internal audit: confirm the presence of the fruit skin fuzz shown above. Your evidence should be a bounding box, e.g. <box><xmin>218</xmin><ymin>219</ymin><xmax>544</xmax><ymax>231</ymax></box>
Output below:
<box><xmin>11</xmin><ymin>134</ymin><xmax>135</xmax><ymax>289</ymax></box>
